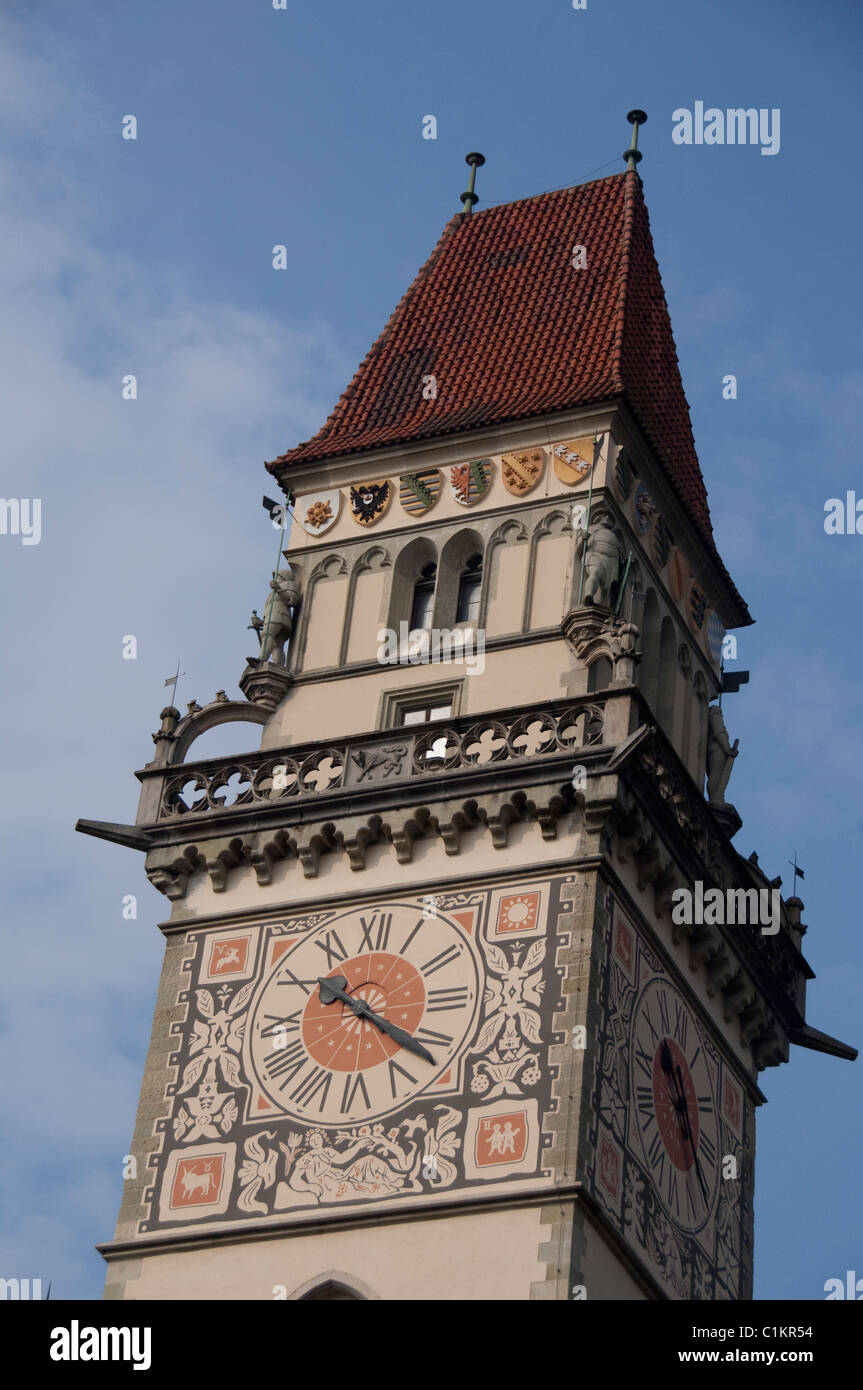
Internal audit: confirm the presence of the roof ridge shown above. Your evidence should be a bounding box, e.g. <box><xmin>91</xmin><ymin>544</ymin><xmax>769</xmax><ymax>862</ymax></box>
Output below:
<box><xmin>467</xmin><ymin>167</ymin><xmax>628</xmax><ymax>220</ymax></box>
<box><xmin>611</xmin><ymin>168</ymin><xmax>639</xmax><ymax>397</ymax></box>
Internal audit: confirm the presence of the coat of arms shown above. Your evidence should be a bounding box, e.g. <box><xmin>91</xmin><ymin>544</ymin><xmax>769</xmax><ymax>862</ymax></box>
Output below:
<box><xmin>500</xmin><ymin>448</ymin><xmax>545</xmax><ymax>497</ymax></box>
<box><xmin>449</xmin><ymin>458</ymin><xmax>492</xmax><ymax>507</ymax></box>
<box><xmin>297</xmin><ymin>489</ymin><xmax>341</xmax><ymax>536</ymax></box>
<box><xmin>633</xmin><ymin>481</ymin><xmax>656</xmax><ymax>535</ymax></box>
<box><xmin>551</xmin><ymin>436</ymin><xmax>601</xmax><ymax>485</ymax></box>
<box><xmin>349</xmin><ymin>480</ymin><xmax>391</xmax><ymax>526</ymax></box>
<box><xmin>399</xmin><ymin>469</ymin><xmax>441</xmax><ymax>515</ymax></box>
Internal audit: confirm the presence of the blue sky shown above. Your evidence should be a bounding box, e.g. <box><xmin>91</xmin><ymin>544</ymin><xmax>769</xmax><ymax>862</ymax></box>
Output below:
<box><xmin>0</xmin><ymin>0</ymin><xmax>860</xmax><ymax>1300</ymax></box>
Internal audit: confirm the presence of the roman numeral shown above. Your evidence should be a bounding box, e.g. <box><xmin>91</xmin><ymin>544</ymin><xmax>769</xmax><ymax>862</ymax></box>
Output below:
<box><xmin>290</xmin><ymin>1065</ymin><xmax>332</xmax><ymax>1110</ymax></box>
<box><xmin>388</xmin><ymin>1058</ymin><xmax>417</xmax><ymax>1098</ymax></box>
<box><xmin>672</xmin><ymin>1001</ymin><xmax>688</xmax><ymax>1051</ymax></box>
<box><xmin>642</xmin><ymin>1011</ymin><xmax>659</xmax><ymax>1046</ymax></box>
<box><xmin>421</xmin><ymin>944</ymin><xmax>461</xmax><ymax>977</ymax></box>
<box><xmin>358</xmin><ymin>913</ymin><xmax>392</xmax><ymax>953</ymax></box>
<box><xmin>259</xmin><ymin>1009</ymin><xmax>302</xmax><ymax>1039</ymax></box>
<box><xmin>654</xmin><ymin>1149</ymin><xmax>666</xmax><ymax>1190</ymax></box>
<box><xmin>667</xmin><ymin>1170</ymin><xmax>680</xmax><ymax>1216</ymax></box>
<box><xmin>697</xmin><ymin>1094</ymin><xmax>713</xmax><ymax>1114</ymax></box>
<box><xmin>276</xmin><ymin>968</ymin><xmax>315</xmax><ymax>994</ymax></box>
<box><xmin>657</xmin><ymin>990</ymin><xmax>671</xmax><ymax>1037</ymax></box>
<box><xmin>636</xmin><ymin>1083</ymin><xmax>654</xmax><ymax>1117</ymax></box>
<box><xmin>685</xmin><ymin>1181</ymin><xmax>698</xmax><ymax>1221</ymax></box>
<box><xmin>646</xmin><ymin>1130</ymin><xmax>663</xmax><ymax>1168</ymax></box>
<box><xmin>263</xmin><ymin>1038</ymin><xmax>307</xmax><ymax>1086</ymax></box>
<box><xmin>340</xmin><ymin>1072</ymin><xmax>371</xmax><ymax>1114</ymax></box>
<box><xmin>399</xmin><ymin>919</ymin><xmax>425</xmax><ymax>957</ymax></box>
<box><xmin>700</xmin><ymin>1131</ymin><xmax>717</xmax><ymax>1167</ymax></box>
<box><xmin>426</xmin><ymin>987</ymin><xmax>469</xmax><ymax>1012</ymax></box>
<box><xmin>634</xmin><ymin>1043</ymin><xmax>653</xmax><ymax>1079</ymax></box>
<box><xmin>316</xmin><ymin>930</ymin><xmax>349</xmax><ymax>969</ymax></box>
<box><xmin>688</xmin><ymin>1044</ymin><xmax>702</xmax><ymax>1072</ymax></box>
<box><xmin>415</xmin><ymin>1025</ymin><xmax>453</xmax><ymax>1047</ymax></box>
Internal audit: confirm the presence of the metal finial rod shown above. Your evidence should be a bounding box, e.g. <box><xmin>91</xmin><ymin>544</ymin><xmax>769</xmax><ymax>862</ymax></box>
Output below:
<box><xmin>623</xmin><ymin>109</ymin><xmax>647</xmax><ymax>170</ymax></box>
<box><xmin>460</xmin><ymin>151</ymin><xmax>486</xmax><ymax>212</ymax></box>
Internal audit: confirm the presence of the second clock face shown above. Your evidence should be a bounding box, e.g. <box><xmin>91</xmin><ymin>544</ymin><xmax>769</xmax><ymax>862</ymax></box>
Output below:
<box><xmin>630</xmin><ymin>977</ymin><xmax>720</xmax><ymax>1233</ymax></box>
<box><xmin>247</xmin><ymin>903</ymin><xmax>481</xmax><ymax>1126</ymax></box>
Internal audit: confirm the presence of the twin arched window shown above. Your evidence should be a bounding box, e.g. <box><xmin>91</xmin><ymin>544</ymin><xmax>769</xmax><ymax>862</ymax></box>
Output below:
<box><xmin>410</xmin><ymin>553</ymin><xmax>483</xmax><ymax>631</ymax></box>
<box><xmin>455</xmin><ymin>554</ymin><xmax>483</xmax><ymax>623</ymax></box>
<box><xmin>410</xmin><ymin>563</ymin><xmax>437</xmax><ymax>630</ymax></box>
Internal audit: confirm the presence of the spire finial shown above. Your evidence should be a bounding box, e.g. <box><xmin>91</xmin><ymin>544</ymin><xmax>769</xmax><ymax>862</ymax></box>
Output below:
<box><xmin>623</xmin><ymin>110</ymin><xmax>647</xmax><ymax>171</ymax></box>
<box><xmin>460</xmin><ymin>152</ymin><xmax>486</xmax><ymax>213</ymax></box>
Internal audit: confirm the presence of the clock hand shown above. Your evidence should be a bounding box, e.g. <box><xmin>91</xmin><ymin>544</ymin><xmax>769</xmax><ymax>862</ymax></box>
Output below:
<box><xmin>662</xmin><ymin>1041</ymin><xmax>709</xmax><ymax>1203</ymax></box>
<box><xmin>355</xmin><ymin>1005</ymin><xmax>437</xmax><ymax>1064</ymax></box>
<box><xmin>669</xmin><ymin>1057</ymin><xmax>709</xmax><ymax>1204</ymax></box>
<box><xmin>316</xmin><ymin>977</ymin><xmax>436</xmax><ymax>1064</ymax></box>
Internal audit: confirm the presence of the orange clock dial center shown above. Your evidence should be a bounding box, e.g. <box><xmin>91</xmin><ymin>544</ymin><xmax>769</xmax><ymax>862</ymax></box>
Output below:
<box><xmin>652</xmin><ymin>1038</ymin><xmax>698</xmax><ymax>1170</ymax></box>
<box><xmin>301</xmin><ymin>952</ymin><xmax>425</xmax><ymax>1072</ymax></box>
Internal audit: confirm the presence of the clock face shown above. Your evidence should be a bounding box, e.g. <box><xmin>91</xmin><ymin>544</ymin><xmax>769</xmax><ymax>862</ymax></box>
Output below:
<box><xmin>247</xmin><ymin>903</ymin><xmax>481</xmax><ymax>1126</ymax></box>
<box><xmin>631</xmin><ymin>977</ymin><xmax>720</xmax><ymax>1233</ymax></box>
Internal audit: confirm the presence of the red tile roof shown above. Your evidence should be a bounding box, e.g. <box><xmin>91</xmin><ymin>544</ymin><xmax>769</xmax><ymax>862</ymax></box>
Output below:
<box><xmin>268</xmin><ymin>170</ymin><xmax>748</xmax><ymax>619</ymax></box>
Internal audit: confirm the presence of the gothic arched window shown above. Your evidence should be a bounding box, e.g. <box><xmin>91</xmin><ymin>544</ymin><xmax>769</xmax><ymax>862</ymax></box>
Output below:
<box><xmin>587</xmin><ymin>655</ymin><xmax>613</xmax><ymax>693</ymax></box>
<box><xmin>410</xmin><ymin>563</ymin><xmax>437</xmax><ymax>631</ymax></box>
<box><xmin>455</xmin><ymin>554</ymin><xmax>483</xmax><ymax>624</ymax></box>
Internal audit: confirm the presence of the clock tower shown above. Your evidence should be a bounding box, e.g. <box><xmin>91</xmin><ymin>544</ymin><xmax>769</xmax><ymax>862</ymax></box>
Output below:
<box><xmin>81</xmin><ymin>132</ymin><xmax>855</xmax><ymax>1301</ymax></box>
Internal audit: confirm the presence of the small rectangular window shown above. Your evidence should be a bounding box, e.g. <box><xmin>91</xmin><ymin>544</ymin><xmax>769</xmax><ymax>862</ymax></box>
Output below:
<box><xmin>399</xmin><ymin>701</ymin><xmax>453</xmax><ymax>727</ymax></box>
<box><xmin>380</xmin><ymin>681</ymin><xmax>463</xmax><ymax>731</ymax></box>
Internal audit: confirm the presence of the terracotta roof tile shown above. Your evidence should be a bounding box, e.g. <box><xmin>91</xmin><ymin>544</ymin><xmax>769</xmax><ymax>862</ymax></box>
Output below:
<box><xmin>268</xmin><ymin>170</ymin><xmax>748</xmax><ymax>619</ymax></box>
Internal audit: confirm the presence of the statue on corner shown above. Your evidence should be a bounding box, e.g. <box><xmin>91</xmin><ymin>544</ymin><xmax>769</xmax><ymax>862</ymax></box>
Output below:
<box><xmin>706</xmin><ymin>703</ymin><xmax>738</xmax><ymax>805</ymax></box>
<box><xmin>249</xmin><ymin>566</ymin><xmax>301</xmax><ymax>667</ymax></box>
<box><xmin>574</xmin><ymin>515</ymin><xmax>623</xmax><ymax>608</ymax></box>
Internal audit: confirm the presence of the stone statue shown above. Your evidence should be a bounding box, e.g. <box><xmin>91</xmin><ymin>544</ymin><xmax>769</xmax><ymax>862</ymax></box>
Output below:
<box><xmin>574</xmin><ymin>515</ymin><xmax>623</xmax><ymax>608</ymax></box>
<box><xmin>251</xmin><ymin>566</ymin><xmax>301</xmax><ymax>667</ymax></box>
<box><xmin>706</xmin><ymin>703</ymin><xmax>738</xmax><ymax>804</ymax></box>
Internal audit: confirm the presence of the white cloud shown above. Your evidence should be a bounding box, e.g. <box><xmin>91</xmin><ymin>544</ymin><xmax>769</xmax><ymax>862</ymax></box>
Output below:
<box><xmin>0</xmin><ymin>14</ymin><xmax>351</xmax><ymax>1297</ymax></box>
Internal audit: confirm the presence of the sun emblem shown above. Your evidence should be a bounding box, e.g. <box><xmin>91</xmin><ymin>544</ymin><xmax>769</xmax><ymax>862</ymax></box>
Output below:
<box><xmin>496</xmin><ymin>893</ymin><xmax>540</xmax><ymax>934</ymax></box>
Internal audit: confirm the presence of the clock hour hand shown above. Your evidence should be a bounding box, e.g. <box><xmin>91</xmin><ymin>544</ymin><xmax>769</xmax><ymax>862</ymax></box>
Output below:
<box><xmin>316</xmin><ymin>977</ymin><xmax>435</xmax><ymax>1064</ymax></box>
<box><xmin>661</xmin><ymin>1041</ymin><xmax>709</xmax><ymax>1202</ymax></box>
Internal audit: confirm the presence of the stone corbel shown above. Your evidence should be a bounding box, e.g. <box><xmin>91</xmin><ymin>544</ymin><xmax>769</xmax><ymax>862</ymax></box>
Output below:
<box><xmin>297</xmin><ymin>823</ymin><xmax>343</xmax><ymax>878</ymax></box>
<box><xmin>613</xmin><ymin>805</ymin><xmax>644</xmax><ymax>863</ymax></box>
<box><xmin>738</xmin><ymin>999</ymin><xmax>767</xmax><ymax>1046</ymax></box>
<box><xmin>705</xmin><ymin>946</ymin><xmax>736</xmax><ymax>998</ymax></box>
<box><xmin>145</xmin><ymin>844</ymin><xmax>206</xmax><ymax>901</ymax></box>
<box><xmin>249</xmin><ymin>829</ymin><xmax>297</xmax><ymax>886</ymax></box>
<box><xmin>206</xmin><ymin>837</ymin><xmax>250</xmax><ymax>892</ymax></box>
<box><xmin>390</xmin><ymin>807</ymin><xmax>436</xmax><ymax>864</ymax></box>
<box><xmin>688</xmin><ymin>923</ymin><xmax>722</xmax><ymax>971</ymax></box>
<box><xmin>721</xmin><ymin>971</ymin><xmax>756</xmax><ymax>1023</ymax></box>
<box><xmin>342</xmin><ymin>814</ymin><xmax>389</xmax><ymax>871</ymax></box>
<box><xmin>437</xmin><ymin>799</ymin><xmax>484</xmax><ymax>856</ymax></box>
<box><xmin>652</xmin><ymin>864</ymin><xmax>678</xmax><ymax>918</ymax></box>
<box><xmin>533</xmin><ymin>792</ymin><xmax>569</xmax><ymax>841</ymax></box>
<box><xmin>633</xmin><ymin>835</ymin><xmax>662</xmax><ymax>892</ymax></box>
<box><xmin>751</xmin><ymin>1020</ymin><xmax>788</xmax><ymax>1071</ymax></box>
<box><xmin>485</xmin><ymin>795</ymin><xmax>524</xmax><ymax>849</ymax></box>
<box><xmin>561</xmin><ymin>607</ymin><xmax>616</xmax><ymax>664</ymax></box>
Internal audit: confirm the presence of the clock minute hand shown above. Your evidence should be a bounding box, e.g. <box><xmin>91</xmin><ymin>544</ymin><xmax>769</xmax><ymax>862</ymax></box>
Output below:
<box><xmin>316</xmin><ymin>977</ymin><xmax>435</xmax><ymax>1065</ymax></box>
<box><xmin>661</xmin><ymin>1041</ymin><xmax>709</xmax><ymax>1203</ymax></box>
<box><xmin>357</xmin><ymin>1006</ymin><xmax>436</xmax><ymax>1065</ymax></box>
<box><xmin>670</xmin><ymin>1057</ymin><xmax>710</xmax><ymax>1204</ymax></box>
